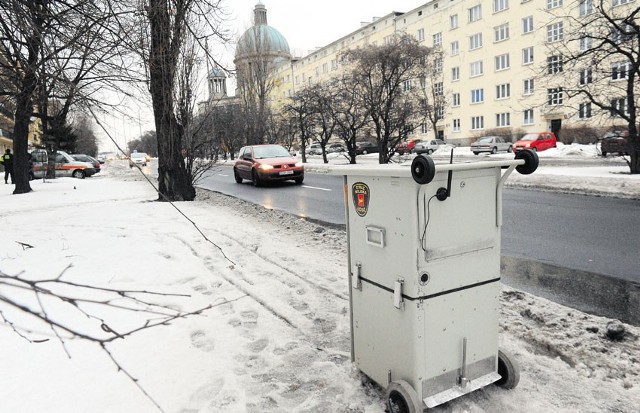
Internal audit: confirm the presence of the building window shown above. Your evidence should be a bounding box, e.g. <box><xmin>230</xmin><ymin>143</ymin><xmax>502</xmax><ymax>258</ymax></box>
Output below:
<box><xmin>523</xmin><ymin>109</ymin><xmax>534</xmax><ymax>125</ymax></box>
<box><xmin>547</xmin><ymin>0</ymin><xmax>563</xmax><ymax>9</ymax></box>
<box><xmin>579</xmin><ymin>34</ymin><xmax>593</xmax><ymax>51</ymax></box>
<box><xmin>612</xmin><ymin>23</ymin><xmax>634</xmax><ymax>44</ymax></box>
<box><xmin>494</xmin><ymin>0</ymin><xmax>509</xmax><ymax>13</ymax></box>
<box><xmin>420</xmin><ymin>123</ymin><xmax>427</xmax><ymax>134</ymax></box>
<box><xmin>547</xmin><ymin>55</ymin><xmax>563</xmax><ymax>74</ymax></box>
<box><xmin>494</xmin><ymin>23</ymin><xmax>509</xmax><ymax>42</ymax></box>
<box><xmin>433</xmin><ymin>32</ymin><xmax>442</xmax><ymax>47</ymax></box>
<box><xmin>435</xmin><ymin>58</ymin><xmax>443</xmax><ymax>73</ymax></box>
<box><xmin>419</xmin><ymin>76</ymin><xmax>426</xmax><ymax>89</ymax></box>
<box><xmin>451</xmin><ymin>41</ymin><xmax>459</xmax><ymax>55</ymax></box>
<box><xmin>547</xmin><ymin>87</ymin><xmax>564</xmax><ymax>105</ymax></box>
<box><xmin>452</xmin><ymin>66</ymin><xmax>460</xmax><ymax>81</ymax></box>
<box><xmin>610</xmin><ymin>98</ymin><xmax>628</xmax><ymax>116</ymax></box>
<box><xmin>323</xmin><ymin>63</ymin><xmax>328</xmax><ymax>73</ymax></box>
<box><xmin>452</xmin><ymin>93</ymin><xmax>461</xmax><ymax>106</ymax></box>
<box><xmin>331</xmin><ymin>59</ymin><xmax>338</xmax><ymax>70</ymax></box>
<box><xmin>471</xmin><ymin>116</ymin><xmax>484</xmax><ymax>130</ymax></box>
<box><xmin>418</xmin><ymin>28</ymin><xmax>425</xmax><ymax>42</ymax></box>
<box><xmin>453</xmin><ymin>118</ymin><xmax>461</xmax><ymax>132</ymax></box>
<box><xmin>496</xmin><ymin>83</ymin><xmax>511</xmax><ymax>99</ymax></box>
<box><xmin>579</xmin><ymin>0</ymin><xmax>593</xmax><ymax>16</ymax></box>
<box><xmin>522</xmin><ymin>47</ymin><xmax>534</xmax><ymax>65</ymax></box>
<box><xmin>471</xmin><ymin>88</ymin><xmax>484</xmax><ymax>103</ymax></box>
<box><xmin>403</xmin><ymin>79</ymin><xmax>412</xmax><ymax>91</ymax></box>
<box><xmin>522</xmin><ymin>16</ymin><xmax>534</xmax><ymax>34</ymax></box>
<box><xmin>469</xmin><ymin>5</ymin><xmax>482</xmax><ymax>22</ymax></box>
<box><xmin>496</xmin><ymin>112</ymin><xmax>511</xmax><ymax>127</ymax></box>
<box><xmin>434</xmin><ymin>82</ymin><xmax>444</xmax><ymax>96</ymax></box>
<box><xmin>579</xmin><ymin>68</ymin><xmax>593</xmax><ymax>85</ymax></box>
<box><xmin>450</xmin><ymin>14</ymin><xmax>459</xmax><ymax>29</ymax></box>
<box><xmin>611</xmin><ymin>61</ymin><xmax>630</xmax><ymax>80</ymax></box>
<box><xmin>579</xmin><ymin>102</ymin><xmax>592</xmax><ymax>119</ymax></box>
<box><xmin>524</xmin><ymin>78</ymin><xmax>534</xmax><ymax>95</ymax></box>
<box><xmin>435</xmin><ymin>107</ymin><xmax>444</xmax><ymax>120</ymax></box>
<box><xmin>495</xmin><ymin>53</ymin><xmax>510</xmax><ymax>71</ymax></box>
<box><xmin>612</xmin><ymin>0</ymin><xmax>631</xmax><ymax>5</ymax></box>
<box><xmin>295</xmin><ymin>75</ymin><xmax>300</xmax><ymax>85</ymax></box>
<box><xmin>470</xmin><ymin>60</ymin><xmax>484</xmax><ymax>77</ymax></box>
<box><xmin>469</xmin><ymin>33</ymin><xmax>483</xmax><ymax>50</ymax></box>
<box><xmin>547</xmin><ymin>22</ymin><xmax>564</xmax><ymax>43</ymax></box>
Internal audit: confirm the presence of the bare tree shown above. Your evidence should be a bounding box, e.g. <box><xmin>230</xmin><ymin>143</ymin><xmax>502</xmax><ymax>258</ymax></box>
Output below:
<box><xmin>328</xmin><ymin>76</ymin><xmax>371</xmax><ymax>164</ymax></box>
<box><xmin>283</xmin><ymin>87</ymin><xmax>317</xmax><ymax>163</ymax></box>
<box><xmin>341</xmin><ymin>35</ymin><xmax>432</xmax><ymax>163</ymax></box>
<box><xmin>547</xmin><ymin>0</ymin><xmax>639</xmax><ymax>173</ymax></box>
<box><xmin>307</xmin><ymin>83</ymin><xmax>339</xmax><ymax>163</ymax></box>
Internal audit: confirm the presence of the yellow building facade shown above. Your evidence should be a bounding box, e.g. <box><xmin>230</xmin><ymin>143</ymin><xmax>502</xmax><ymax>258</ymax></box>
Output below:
<box><xmin>268</xmin><ymin>0</ymin><xmax>635</xmax><ymax>144</ymax></box>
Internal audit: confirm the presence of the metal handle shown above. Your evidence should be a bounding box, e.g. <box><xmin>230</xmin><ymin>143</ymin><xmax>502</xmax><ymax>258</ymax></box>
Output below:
<box><xmin>352</xmin><ymin>262</ymin><xmax>362</xmax><ymax>290</ymax></box>
<box><xmin>394</xmin><ymin>278</ymin><xmax>405</xmax><ymax>310</ymax></box>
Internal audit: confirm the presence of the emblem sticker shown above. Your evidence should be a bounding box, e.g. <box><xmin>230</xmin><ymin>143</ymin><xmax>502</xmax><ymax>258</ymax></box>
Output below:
<box><xmin>352</xmin><ymin>182</ymin><xmax>370</xmax><ymax>217</ymax></box>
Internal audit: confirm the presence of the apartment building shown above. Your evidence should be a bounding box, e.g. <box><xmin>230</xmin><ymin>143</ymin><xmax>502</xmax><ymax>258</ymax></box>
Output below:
<box><xmin>267</xmin><ymin>0</ymin><xmax>635</xmax><ymax>144</ymax></box>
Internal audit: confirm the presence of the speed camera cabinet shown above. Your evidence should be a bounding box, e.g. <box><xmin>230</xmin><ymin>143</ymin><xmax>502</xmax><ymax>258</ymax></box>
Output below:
<box><xmin>331</xmin><ymin>154</ymin><xmax>535</xmax><ymax>411</ymax></box>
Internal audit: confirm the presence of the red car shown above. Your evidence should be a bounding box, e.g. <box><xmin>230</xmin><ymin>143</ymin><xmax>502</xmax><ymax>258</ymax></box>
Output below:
<box><xmin>512</xmin><ymin>132</ymin><xmax>557</xmax><ymax>152</ymax></box>
<box><xmin>396</xmin><ymin>138</ymin><xmax>422</xmax><ymax>155</ymax></box>
<box><xmin>234</xmin><ymin>144</ymin><xmax>304</xmax><ymax>186</ymax></box>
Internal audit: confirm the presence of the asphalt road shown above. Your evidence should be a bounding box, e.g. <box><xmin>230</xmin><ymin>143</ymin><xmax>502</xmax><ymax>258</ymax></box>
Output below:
<box><xmin>198</xmin><ymin>165</ymin><xmax>640</xmax><ymax>283</ymax></box>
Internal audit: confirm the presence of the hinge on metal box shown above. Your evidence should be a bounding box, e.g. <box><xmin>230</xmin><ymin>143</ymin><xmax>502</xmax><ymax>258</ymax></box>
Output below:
<box><xmin>394</xmin><ymin>278</ymin><xmax>405</xmax><ymax>310</ymax></box>
<box><xmin>352</xmin><ymin>262</ymin><xmax>362</xmax><ymax>290</ymax></box>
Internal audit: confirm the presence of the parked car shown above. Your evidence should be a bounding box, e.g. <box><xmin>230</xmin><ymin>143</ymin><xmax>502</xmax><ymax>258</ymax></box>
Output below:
<box><xmin>71</xmin><ymin>154</ymin><xmax>101</xmax><ymax>173</ymax></box>
<box><xmin>129</xmin><ymin>152</ymin><xmax>148</xmax><ymax>168</ymax></box>
<box><xmin>470</xmin><ymin>136</ymin><xmax>513</xmax><ymax>155</ymax></box>
<box><xmin>234</xmin><ymin>144</ymin><xmax>304</xmax><ymax>186</ymax></box>
<box><xmin>396</xmin><ymin>138</ymin><xmax>422</xmax><ymax>155</ymax></box>
<box><xmin>512</xmin><ymin>132</ymin><xmax>557</xmax><ymax>152</ymax></box>
<box><xmin>414</xmin><ymin>139</ymin><xmax>446</xmax><ymax>155</ymax></box>
<box><xmin>327</xmin><ymin>142</ymin><xmax>346</xmax><ymax>153</ymax></box>
<box><xmin>355</xmin><ymin>141</ymin><xmax>379</xmax><ymax>155</ymax></box>
<box><xmin>307</xmin><ymin>143</ymin><xmax>322</xmax><ymax>155</ymax></box>
<box><xmin>601</xmin><ymin>131</ymin><xmax>630</xmax><ymax>157</ymax></box>
<box><xmin>31</xmin><ymin>150</ymin><xmax>96</xmax><ymax>179</ymax></box>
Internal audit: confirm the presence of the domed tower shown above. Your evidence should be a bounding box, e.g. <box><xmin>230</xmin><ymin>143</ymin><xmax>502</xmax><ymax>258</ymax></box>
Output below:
<box><xmin>234</xmin><ymin>2</ymin><xmax>292</xmax><ymax>86</ymax></box>
<box><xmin>234</xmin><ymin>2</ymin><xmax>292</xmax><ymax>144</ymax></box>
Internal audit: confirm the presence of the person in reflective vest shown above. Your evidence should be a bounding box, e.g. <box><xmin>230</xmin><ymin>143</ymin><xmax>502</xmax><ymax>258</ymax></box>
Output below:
<box><xmin>1</xmin><ymin>148</ymin><xmax>14</xmax><ymax>184</ymax></box>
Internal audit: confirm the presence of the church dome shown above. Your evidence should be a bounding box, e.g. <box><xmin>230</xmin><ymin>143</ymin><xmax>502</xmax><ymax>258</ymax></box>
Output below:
<box><xmin>235</xmin><ymin>3</ymin><xmax>291</xmax><ymax>61</ymax></box>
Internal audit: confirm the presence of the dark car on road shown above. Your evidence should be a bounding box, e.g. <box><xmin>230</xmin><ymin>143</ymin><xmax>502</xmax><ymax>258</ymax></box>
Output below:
<box><xmin>355</xmin><ymin>141</ymin><xmax>379</xmax><ymax>155</ymax></box>
<box><xmin>234</xmin><ymin>144</ymin><xmax>304</xmax><ymax>186</ymax></box>
<box><xmin>72</xmin><ymin>154</ymin><xmax>101</xmax><ymax>173</ymax></box>
<box><xmin>601</xmin><ymin>131</ymin><xmax>630</xmax><ymax>157</ymax></box>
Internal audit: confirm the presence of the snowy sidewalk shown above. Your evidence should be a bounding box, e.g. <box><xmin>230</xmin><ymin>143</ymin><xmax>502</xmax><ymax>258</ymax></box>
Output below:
<box><xmin>0</xmin><ymin>164</ymin><xmax>638</xmax><ymax>412</ymax></box>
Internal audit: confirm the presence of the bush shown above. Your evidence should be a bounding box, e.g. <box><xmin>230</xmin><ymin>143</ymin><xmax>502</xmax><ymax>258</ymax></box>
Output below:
<box><xmin>558</xmin><ymin>126</ymin><xmax>604</xmax><ymax>144</ymax></box>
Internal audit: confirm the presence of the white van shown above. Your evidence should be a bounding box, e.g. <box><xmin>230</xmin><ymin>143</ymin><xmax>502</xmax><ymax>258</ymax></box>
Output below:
<box><xmin>31</xmin><ymin>150</ymin><xmax>97</xmax><ymax>179</ymax></box>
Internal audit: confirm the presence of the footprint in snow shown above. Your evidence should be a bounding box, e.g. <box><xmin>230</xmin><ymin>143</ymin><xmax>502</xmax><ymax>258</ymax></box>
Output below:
<box><xmin>190</xmin><ymin>330</ymin><xmax>215</xmax><ymax>352</ymax></box>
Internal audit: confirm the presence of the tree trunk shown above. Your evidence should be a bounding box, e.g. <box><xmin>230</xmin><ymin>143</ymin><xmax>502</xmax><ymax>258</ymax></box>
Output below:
<box><xmin>12</xmin><ymin>91</ymin><xmax>34</xmax><ymax>194</ymax></box>
<box><xmin>148</xmin><ymin>0</ymin><xmax>195</xmax><ymax>201</ymax></box>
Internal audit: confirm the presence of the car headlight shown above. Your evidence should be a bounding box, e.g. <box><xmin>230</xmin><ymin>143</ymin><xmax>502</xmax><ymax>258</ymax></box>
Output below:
<box><xmin>259</xmin><ymin>164</ymin><xmax>274</xmax><ymax>170</ymax></box>
<box><xmin>295</xmin><ymin>162</ymin><xmax>304</xmax><ymax>167</ymax></box>
<box><xmin>525</xmin><ymin>143</ymin><xmax>531</xmax><ymax>148</ymax></box>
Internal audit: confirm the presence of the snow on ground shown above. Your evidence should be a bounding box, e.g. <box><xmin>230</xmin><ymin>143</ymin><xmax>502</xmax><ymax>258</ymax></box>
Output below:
<box><xmin>0</xmin><ymin>153</ymin><xmax>639</xmax><ymax>413</ymax></box>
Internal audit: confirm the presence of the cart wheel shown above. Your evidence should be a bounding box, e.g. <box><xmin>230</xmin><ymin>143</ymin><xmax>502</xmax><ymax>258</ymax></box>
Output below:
<box><xmin>514</xmin><ymin>149</ymin><xmax>538</xmax><ymax>175</ymax></box>
<box><xmin>496</xmin><ymin>348</ymin><xmax>520</xmax><ymax>389</ymax></box>
<box><xmin>411</xmin><ymin>155</ymin><xmax>435</xmax><ymax>185</ymax></box>
<box><xmin>386</xmin><ymin>380</ymin><xmax>422</xmax><ymax>413</ymax></box>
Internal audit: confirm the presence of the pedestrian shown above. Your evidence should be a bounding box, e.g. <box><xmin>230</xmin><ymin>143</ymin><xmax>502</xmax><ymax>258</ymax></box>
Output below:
<box><xmin>1</xmin><ymin>148</ymin><xmax>14</xmax><ymax>184</ymax></box>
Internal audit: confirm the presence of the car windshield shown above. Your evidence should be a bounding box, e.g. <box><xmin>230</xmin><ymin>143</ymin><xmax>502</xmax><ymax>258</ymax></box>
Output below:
<box><xmin>478</xmin><ymin>137</ymin><xmax>494</xmax><ymax>143</ymax></box>
<box><xmin>520</xmin><ymin>134</ymin><xmax>537</xmax><ymax>141</ymax></box>
<box><xmin>253</xmin><ymin>145</ymin><xmax>290</xmax><ymax>159</ymax></box>
<box><xmin>131</xmin><ymin>153</ymin><xmax>146</xmax><ymax>159</ymax></box>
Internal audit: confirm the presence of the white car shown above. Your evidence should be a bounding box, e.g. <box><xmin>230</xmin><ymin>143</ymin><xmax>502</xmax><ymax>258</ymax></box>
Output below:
<box><xmin>414</xmin><ymin>139</ymin><xmax>446</xmax><ymax>155</ymax></box>
<box><xmin>471</xmin><ymin>136</ymin><xmax>513</xmax><ymax>155</ymax></box>
<box><xmin>31</xmin><ymin>150</ymin><xmax>96</xmax><ymax>179</ymax></box>
<box><xmin>129</xmin><ymin>152</ymin><xmax>148</xmax><ymax>167</ymax></box>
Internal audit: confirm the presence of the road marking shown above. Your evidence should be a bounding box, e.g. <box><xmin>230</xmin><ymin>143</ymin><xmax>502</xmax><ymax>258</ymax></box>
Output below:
<box><xmin>217</xmin><ymin>174</ymin><xmax>229</xmax><ymax>177</ymax></box>
<box><xmin>302</xmin><ymin>185</ymin><xmax>331</xmax><ymax>191</ymax></box>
